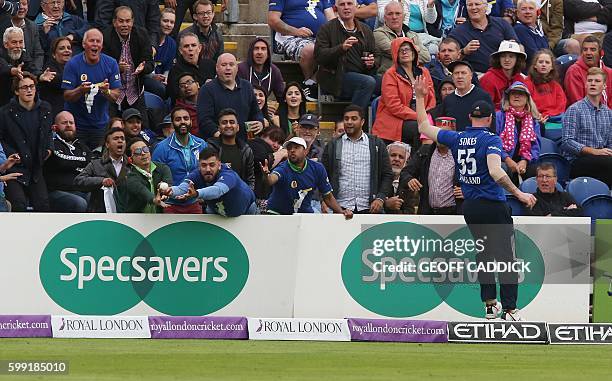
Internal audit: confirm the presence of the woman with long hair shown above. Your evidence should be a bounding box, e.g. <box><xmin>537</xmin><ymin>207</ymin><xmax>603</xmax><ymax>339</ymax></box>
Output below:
<box><xmin>373</xmin><ymin>37</ymin><xmax>435</xmax><ymax>149</ymax></box>
<box><xmin>495</xmin><ymin>81</ymin><xmax>542</xmax><ymax>184</ymax></box>
<box><xmin>272</xmin><ymin>82</ymin><xmax>307</xmax><ymax>136</ymax></box>
<box><xmin>39</xmin><ymin>37</ymin><xmax>73</xmax><ymax>118</ymax></box>
<box><xmin>524</xmin><ymin>49</ymin><xmax>567</xmax><ymax>124</ymax></box>
<box><xmin>480</xmin><ymin>41</ymin><xmax>527</xmax><ymax>110</ymax></box>
<box><xmin>253</xmin><ymin>84</ymin><xmax>277</xmax><ymax>129</ymax></box>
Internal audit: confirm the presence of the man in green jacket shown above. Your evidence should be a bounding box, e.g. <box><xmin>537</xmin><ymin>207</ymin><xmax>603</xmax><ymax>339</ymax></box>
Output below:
<box><xmin>123</xmin><ymin>138</ymin><xmax>173</xmax><ymax>213</ymax></box>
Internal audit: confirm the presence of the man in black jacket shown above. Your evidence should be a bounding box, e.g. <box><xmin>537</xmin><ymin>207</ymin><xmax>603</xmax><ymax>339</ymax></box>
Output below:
<box><xmin>0</xmin><ymin>26</ymin><xmax>38</xmax><ymax>105</ymax></box>
<box><xmin>44</xmin><ymin>111</ymin><xmax>92</xmax><ymax>212</ymax></box>
<box><xmin>166</xmin><ymin>32</ymin><xmax>215</xmax><ymax>103</ymax></box>
<box><xmin>0</xmin><ymin>0</ymin><xmax>44</xmax><ymax>76</ymax></box>
<box><xmin>322</xmin><ymin>104</ymin><xmax>393</xmax><ymax>213</ymax></box>
<box><xmin>525</xmin><ymin>163</ymin><xmax>583</xmax><ymax>217</ymax></box>
<box><xmin>0</xmin><ymin>72</ymin><xmax>53</xmax><ymax>212</ymax></box>
<box><xmin>206</xmin><ymin>108</ymin><xmax>255</xmax><ymax>190</ymax></box>
<box><xmin>95</xmin><ymin>0</ymin><xmax>160</xmax><ymax>46</ymax></box>
<box><xmin>314</xmin><ymin>0</ymin><xmax>380</xmax><ymax>112</ymax></box>
<box><xmin>74</xmin><ymin>127</ymin><xmax>129</xmax><ymax>212</ymax></box>
<box><xmin>399</xmin><ymin>139</ymin><xmax>464</xmax><ymax>215</ymax></box>
<box><xmin>178</xmin><ymin>0</ymin><xmax>224</xmax><ymax>62</ymax></box>
<box><xmin>102</xmin><ymin>6</ymin><xmax>154</xmax><ymax>131</ymax></box>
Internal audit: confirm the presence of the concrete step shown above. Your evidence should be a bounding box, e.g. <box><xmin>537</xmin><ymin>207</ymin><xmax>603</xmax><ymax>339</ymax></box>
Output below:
<box><xmin>238</xmin><ymin>3</ymin><xmax>268</xmax><ymax>24</ymax></box>
<box><xmin>220</xmin><ymin>23</ymin><xmax>270</xmax><ymax>36</ymax></box>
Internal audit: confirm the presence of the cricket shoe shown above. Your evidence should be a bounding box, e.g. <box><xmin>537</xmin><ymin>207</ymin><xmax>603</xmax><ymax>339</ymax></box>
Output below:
<box><xmin>485</xmin><ymin>301</ymin><xmax>502</xmax><ymax>320</ymax></box>
<box><xmin>501</xmin><ymin>309</ymin><xmax>524</xmax><ymax>321</ymax></box>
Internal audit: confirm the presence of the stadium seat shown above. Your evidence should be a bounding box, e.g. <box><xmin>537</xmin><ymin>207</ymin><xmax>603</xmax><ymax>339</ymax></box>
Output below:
<box><xmin>581</xmin><ymin>195</ymin><xmax>612</xmax><ymax>221</ymax></box>
<box><xmin>505</xmin><ymin>194</ymin><xmax>524</xmax><ymax>216</ymax></box>
<box><xmin>144</xmin><ymin>91</ymin><xmax>166</xmax><ymax>111</ymax></box>
<box><xmin>539</xmin><ymin>137</ymin><xmax>559</xmax><ymax>154</ymax></box>
<box><xmin>543</xmin><ymin>123</ymin><xmax>562</xmax><ymax>142</ymax></box>
<box><xmin>566</xmin><ymin>177</ymin><xmax>610</xmax><ymax>206</ymax></box>
<box><xmin>369</xmin><ymin>96</ymin><xmax>380</xmax><ymax>130</ymax></box>
<box><xmin>536</xmin><ymin>154</ymin><xmax>570</xmax><ymax>185</ymax></box>
<box><xmin>519</xmin><ymin>177</ymin><xmax>563</xmax><ymax>194</ymax></box>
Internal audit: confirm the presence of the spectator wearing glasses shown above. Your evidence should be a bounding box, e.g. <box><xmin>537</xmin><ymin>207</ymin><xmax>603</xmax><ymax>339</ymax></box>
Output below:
<box><xmin>123</xmin><ymin>137</ymin><xmax>173</xmax><ymax>213</ymax></box>
<box><xmin>178</xmin><ymin>0</ymin><xmax>224</xmax><ymax>62</ymax></box>
<box><xmin>525</xmin><ymin>162</ymin><xmax>582</xmax><ymax>216</ymax></box>
<box><xmin>175</xmin><ymin>73</ymin><xmax>201</xmax><ymax>136</ymax></box>
<box><xmin>35</xmin><ymin>0</ymin><xmax>88</xmax><ymax>57</ymax></box>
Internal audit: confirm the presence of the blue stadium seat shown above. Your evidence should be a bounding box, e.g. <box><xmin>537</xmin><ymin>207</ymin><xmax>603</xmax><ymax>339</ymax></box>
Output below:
<box><xmin>566</xmin><ymin>177</ymin><xmax>610</xmax><ymax>206</ymax></box>
<box><xmin>539</xmin><ymin>137</ymin><xmax>559</xmax><ymax>154</ymax></box>
<box><xmin>581</xmin><ymin>195</ymin><xmax>612</xmax><ymax>221</ymax></box>
<box><xmin>505</xmin><ymin>194</ymin><xmax>524</xmax><ymax>216</ymax></box>
<box><xmin>536</xmin><ymin>154</ymin><xmax>570</xmax><ymax>186</ymax></box>
<box><xmin>519</xmin><ymin>177</ymin><xmax>563</xmax><ymax>194</ymax></box>
<box><xmin>144</xmin><ymin>91</ymin><xmax>166</xmax><ymax>110</ymax></box>
<box><xmin>369</xmin><ymin>96</ymin><xmax>380</xmax><ymax>128</ymax></box>
<box><xmin>544</xmin><ymin>124</ymin><xmax>562</xmax><ymax>142</ymax></box>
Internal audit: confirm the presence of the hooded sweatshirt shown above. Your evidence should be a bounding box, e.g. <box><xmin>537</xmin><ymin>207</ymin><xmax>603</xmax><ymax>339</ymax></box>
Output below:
<box><xmin>564</xmin><ymin>57</ymin><xmax>612</xmax><ymax>108</ymax></box>
<box><xmin>480</xmin><ymin>67</ymin><xmax>526</xmax><ymax>110</ymax></box>
<box><xmin>237</xmin><ymin>38</ymin><xmax>285</xmax><ymax>101</ymax></box>
<box><xmin>372</xmin><ymin>37</ymin><xmax>436</xmax><ymax>142</ymax></box>
<box><xmin>524</xmin><ymin>76</ymin><xmax>567</xmax><ymax>117</ymax></box>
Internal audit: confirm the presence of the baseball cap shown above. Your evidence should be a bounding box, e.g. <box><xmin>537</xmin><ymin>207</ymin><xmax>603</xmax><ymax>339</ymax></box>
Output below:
<box><xmin>491</xmin><ymin>40</ymin><xmax>527</xmax><ymax>59</ymax></box>
<box><xmin>447</xmin><ymin>60</ymin><xmax>473</xmax><ymax>73</ymax></box>
<box><xmin>122</xmin><ymin>108</ymin><xmax>142</xmax><ymax>121</ymax></box>
<box><xmin>470</xmin><ymin>101</ymin><xmax>493</xmax><ymax>118</ymax></box>
<box><xmin>158</xmin><ymin>114</ymin><xmax>172</xmax><ymax>129</ymax></box>
<box><xmin>298</xmin><ymin>113</ymin><xmax>319</xmax><ymax>128</ymax></box>
<box><xmin>283</xmin><ymin>137</ymin><xmax>308</xmax><ymax>149</ymax></box>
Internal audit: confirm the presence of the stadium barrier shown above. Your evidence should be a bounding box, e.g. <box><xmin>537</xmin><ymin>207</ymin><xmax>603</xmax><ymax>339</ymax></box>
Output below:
<box><xmin>2</xmin><ymin>315</ymin><xmax>612</xmax><ymax>344</ymax></box>
<box><xmin>0</xmin><ymin>214</ymin><xmax>593</xmax><ymax>322</ymax></box>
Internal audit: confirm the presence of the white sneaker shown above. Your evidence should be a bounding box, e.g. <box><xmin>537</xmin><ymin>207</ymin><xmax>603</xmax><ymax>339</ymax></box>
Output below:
<box><xmin>502</xmin><ymin>309</ymin><xmax>524</xmax><ymax>321</ymax></box>
<box><xmin>485</xmin><ymin>301</ymin><xmax>502</xmax><ymax>320</ymax></box>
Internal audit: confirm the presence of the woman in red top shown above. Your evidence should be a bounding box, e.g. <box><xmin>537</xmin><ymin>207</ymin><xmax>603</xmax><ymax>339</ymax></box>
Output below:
<box><xmin>372</xmin><ymin>37</ymin><xmax>435</xmax><ymax>149</ymax></box>
<box><xmin>524</xmin><ymin>49</ymin><xmax>567</xmax><ymax>124</ymax></box>
<box><xmin>480</xmin><ymin>40</ymin><xmax>527</xmax><ymax>111</ymax></box>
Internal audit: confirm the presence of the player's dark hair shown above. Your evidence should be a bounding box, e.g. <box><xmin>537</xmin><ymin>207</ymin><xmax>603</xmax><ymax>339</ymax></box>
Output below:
<box><xmin>199</xmin><ymin>147</ymin><xmax>220</xmax><ymax>161</ymax></box>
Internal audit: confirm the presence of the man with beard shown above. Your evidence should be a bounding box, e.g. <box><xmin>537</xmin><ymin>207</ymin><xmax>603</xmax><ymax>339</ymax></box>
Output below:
<box><xmin>75</xmin><ymin>127</ymin><xmax>129</xmax><ymax>212</ymax></box>
<box><xmin>175</xmin><ymin>73</ymin><xmax>200</xmax><ymax>136</ymax></box>
<box><xmin>152</xmin><ymin>106</ymin><xmax>207</xmax><ymax>213</ymax></box>
<box><xmin>384</xmin><ymin>142</ymin><xmax>419</xmax><ymax>214</ymax></box>
<box><xmin>43</xmin><ymin>111</ymin><xmax>92</xmax><ymax>212</ymax></box>
<box><xmin>0</xmin><ymin>27</ymin><xmax>48</xmax><ymax>105</ymax></box>
<box><xmin>62</xmin><ymin>28</ymin><xmax>122</xmax><ymax>150</ymax></box>
<box><xmin>123</xmin><ymin>138</ymin><xmax>172</xmax><ymax>213</ymax></box>
<box><xmin>264</xmin><ymin>137</ymin><xmax>353</xmax><ymax>218</ymax></box>
<box><xmin>0</xmin><ymin>72</ymin><xmax>53</xmax><ymax>212</ymax></box>
<box><xmin>0</xmin><ymin>0</ymin><xmax>45</xmax><ymax>76</ymax></box>
<box><xmin>206</xmin><ymin>108</ymin><xmax>255</xmax><ymax>189</ymax></box>
<box><xmin>166</xmin><ymin>32</ymin><xmax>215</xmax><ymax>103</ymax></box>
<box><xmin>237</xmin><ymin>37</ymin><xmax>285</xmax><ymax>101</ymax></box>
<box><xmin>164</xmin><ymin>147</ymin><xmax>257</xmax><ymax>217</ymax></box>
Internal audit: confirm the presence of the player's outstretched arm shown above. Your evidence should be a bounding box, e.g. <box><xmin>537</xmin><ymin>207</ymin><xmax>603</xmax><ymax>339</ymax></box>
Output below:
<box><xmin>414</xmin><ymin>76</ymin><xmax>440</xmax><ymax>143</ymax></box>
<box><xmin>487</xmin><ymin>154</ymin><xmax>537</xmax><ymax>208</ymax></box>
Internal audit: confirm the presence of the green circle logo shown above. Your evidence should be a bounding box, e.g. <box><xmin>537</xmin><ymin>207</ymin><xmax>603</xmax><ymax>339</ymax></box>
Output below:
<box><xmin>40</xmin><ymin>220</ymin><xmax>249</xmax><ymax>315</ymax></box>
<box><xmin>341</xmin><ymin>222</ymin><xmax>544</xmax><ymax>318</ymax></box>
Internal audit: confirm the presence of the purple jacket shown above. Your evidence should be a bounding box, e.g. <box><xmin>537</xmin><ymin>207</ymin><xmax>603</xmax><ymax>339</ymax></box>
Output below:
<box><xmin>495</xmin><ymin>110</ymin><xmax>541</xmax><ymax>162</ymax></box>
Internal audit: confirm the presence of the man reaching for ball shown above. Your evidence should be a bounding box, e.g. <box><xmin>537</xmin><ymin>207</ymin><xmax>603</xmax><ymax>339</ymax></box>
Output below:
<box><xmin>123</xmin><ymin>138</ymin><xmax>173</xmax><ymax>213</ymax></box>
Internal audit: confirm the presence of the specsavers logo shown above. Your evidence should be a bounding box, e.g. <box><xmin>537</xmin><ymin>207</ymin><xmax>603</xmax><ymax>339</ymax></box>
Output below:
<box><xmin>341</xmin><ymin>222</ymin><xmax>544</xmax><ymax>318</ymax></box>
<box><xmin>40</xmin><ymin>221</ymin><xmax>249</xmax><ymax>315</ymax></box>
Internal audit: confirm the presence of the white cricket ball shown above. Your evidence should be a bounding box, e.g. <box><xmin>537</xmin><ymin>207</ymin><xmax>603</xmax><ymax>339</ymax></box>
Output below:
<box><xmin>159</xmin><ymin>182</ymin><xmax>169</xmax><ymax>191</ymax></box>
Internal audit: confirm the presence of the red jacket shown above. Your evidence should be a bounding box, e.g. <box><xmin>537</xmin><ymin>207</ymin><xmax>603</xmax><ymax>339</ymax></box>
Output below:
<box><xmin>524</xmin><ymin>77</ymin><xmax>567</xmax><ymax>117</ymax></box>
<box><xmin>372</xmin><ymin>37</ymin><xmax>436</xmax><ymax>142</ymax></box>
<box><xmin>563</xmin><ymin>57</ymin><xmax>612</xmax><ymax>108</ymax></box>
<box><xmin>480</xmin><ymin>67</ymin><xmax>526</xmax><ymax>110</ymax></box>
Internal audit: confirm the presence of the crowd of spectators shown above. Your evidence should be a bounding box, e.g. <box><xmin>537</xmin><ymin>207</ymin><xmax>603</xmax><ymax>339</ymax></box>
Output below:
<box><xmin>0</xmin><ymin>0</ymin><xmax>610</xmax><ymax>216</ymax></box>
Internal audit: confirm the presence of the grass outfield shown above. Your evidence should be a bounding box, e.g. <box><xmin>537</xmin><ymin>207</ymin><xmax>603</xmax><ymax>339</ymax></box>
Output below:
<box><xmin>1</xmin><ymin>339</ymin><xmax>611</xmax><ymax>380</ymax></box>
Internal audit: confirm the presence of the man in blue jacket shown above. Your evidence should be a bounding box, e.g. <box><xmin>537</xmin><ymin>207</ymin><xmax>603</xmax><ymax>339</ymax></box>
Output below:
<box><xmin>166</xmin><ymin>147</ymin><xmax>258</xmax><ymax>217</ymax></box>
<box><xmin>152</xmin><ymin>106</ymin><xmax>207</xmax><ymax>213</ymax></box>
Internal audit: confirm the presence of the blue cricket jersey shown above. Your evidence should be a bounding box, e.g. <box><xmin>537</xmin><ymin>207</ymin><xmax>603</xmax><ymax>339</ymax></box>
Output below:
<box><xmin>267</xmin><ymin>159</ymin><xmax>333</xmax><ymax>215</ymax></box>
<box><xmin>438</xmin><ymin>127</ymin><xmax>506</xmax><ymax>202</ymax></box>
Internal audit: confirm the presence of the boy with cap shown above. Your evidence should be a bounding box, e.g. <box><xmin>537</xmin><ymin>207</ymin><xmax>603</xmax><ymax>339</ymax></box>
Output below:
<box><xmin>263</xmin><ymin>137</ymin><xmax>352</xmax><ymax>219</ymax></box>
<box><xmin>415</xmin><ymin>76</ymin><xmax>537</xmax><ymax>321</ymax></box>
<box><xmin>122</xmin><ymin>108</ymin><xmax>157</xmax><ymax>148</ymax></box>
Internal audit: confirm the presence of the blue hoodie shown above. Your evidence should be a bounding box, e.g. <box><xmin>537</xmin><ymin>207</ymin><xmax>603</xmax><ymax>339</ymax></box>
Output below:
<box><xmin>35</xmin><ymin>12</ymin><xmax>88</xmax><ymax>53</ymax></box>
